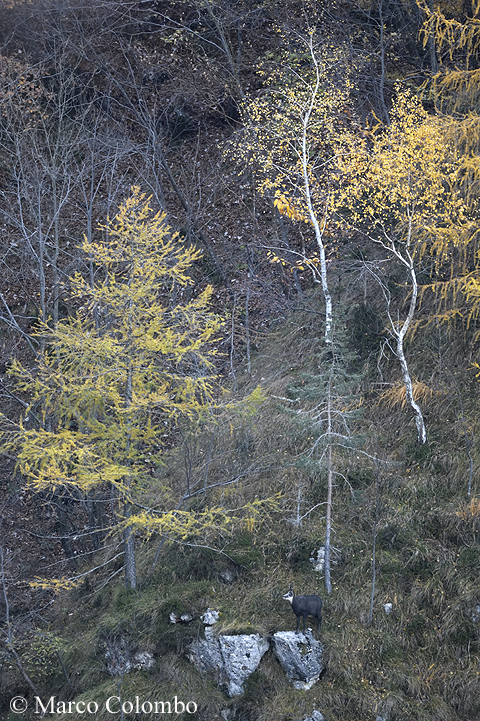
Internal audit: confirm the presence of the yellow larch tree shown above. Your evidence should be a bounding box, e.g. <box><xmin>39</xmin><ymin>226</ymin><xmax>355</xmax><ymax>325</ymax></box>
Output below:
<box><xmin>3</xmin><ymin>187</ymin><xmax>224</xmax><ymax>590</ymax></box>
<box><xmin>417</xmin><ymin>1</ymin><xmax>480</xmax><ymax>331</ymax></box>
<box><xmin>417</xmin><ymin>4</ymin><xmax>479</xmax><ymax>269</ymax></box>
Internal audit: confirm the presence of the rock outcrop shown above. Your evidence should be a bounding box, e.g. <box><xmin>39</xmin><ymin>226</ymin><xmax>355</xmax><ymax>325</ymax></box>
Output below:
<box><xmin>219</xmin><ymin>634</ymin><xmax>269</xmax><ymax>697</ymax></box>
<box><xmin>104</xmin><ymin>636</ymin><xmax>155</xmax><ymax>677</ymax></box>
<box><xmin>272</xmin><ymin>630</ymin><xmax>324</xmax><ymax>690</ymax></box>
<box><xmin>188</xmin><ymin>629</ymin><xmax>268</xmax><ymax>697</ymax></box>
<box><xmin>188</xmin><ymin>610</ymin><xmax>325</xmax><ymax>695</ymax></box>
<box><xmin>302</xmin><ymin>712</ymin><xmax>325</xmax><ymax>721</ymax></box>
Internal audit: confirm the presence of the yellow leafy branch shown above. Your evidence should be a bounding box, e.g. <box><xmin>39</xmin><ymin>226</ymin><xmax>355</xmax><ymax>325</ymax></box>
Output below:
<box><xmin>116</xmin><ymin>495</ymin><xmax>282</xmax><ymax>541</ymax></box>
<box><xmin>29</xmin><ymin>577</ymin><xmax>82</xmax><ymax>592</ymax></box>
<box><xmin>456</xmin><ymin>496</ymin><xmax>480</xmax><ymax>521</ymax></box>
<box><xmin>379</xmin><ymin>381</ymin><xmax>444</xmax><ymax>410</ymax></box>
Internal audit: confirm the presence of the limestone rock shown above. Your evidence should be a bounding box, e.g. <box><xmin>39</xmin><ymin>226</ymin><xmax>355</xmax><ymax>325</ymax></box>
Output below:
<box><xmin>188</xmin><ymin>631</ymin><xmax>268</xmax><ymax>697</ymax></box>
<box><xmin>187</xmin><ymin>630</ymin><xmax>224</xmax><ymax>678</ymax></box>
<box><xmin>131</xmin><ymin>651</ymin><xmax>155</xmax><ymax>671</ymax></box>
<box><xmin>272</xmin><ymin>630</ymin><xmax>324</xmax><ymax>691</ymax></box>
<box><xmin>219</xmin><ymin>634</ymin><xmax>269</xmax><ymax>696</ymax></box>
<box><xmin>303</xmin><ymin>712</ymin><xmax>325</xmax><ymax>721</ymax></box>
<box><xmin>169</xmin><ymin>611</ymin><xmax>195</xmax><ymax>624</ymax></box>
<box><xmin>201</xmin><ymin>608</ymin><xmax>220</xmax><ymax>625</ymax></box>
<box><xmin>105</xmin><ymin>636</ymin><xmax>131</xmax><ymax>677</ymax></box>
<box><xmin>104</xmin><ymin>636</ymin><xmax>154</xmax><ymax>676</ymax></box>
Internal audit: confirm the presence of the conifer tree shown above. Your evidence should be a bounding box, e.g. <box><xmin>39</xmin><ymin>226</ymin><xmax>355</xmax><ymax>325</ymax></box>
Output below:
<box><xmin>284</xmin><ymin>310</ymin><xmax>363</xmax><ymax>594</ymax></box>
<box><xmin>419</xmin><ymin>1</ymin><xmax>480</xmax><ymax>325</ymax></box>
<box><xmin>3</xmin><ymin>188</ymin><xmax>223</xmax><ymax>589</ymax></box>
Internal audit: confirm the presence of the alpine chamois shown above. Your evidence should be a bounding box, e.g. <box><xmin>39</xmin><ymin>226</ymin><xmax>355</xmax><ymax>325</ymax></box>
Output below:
<box><xmin>282</xmin><ymin>585</ymin><xmax>323</xmax><ymax>634</ymax></box>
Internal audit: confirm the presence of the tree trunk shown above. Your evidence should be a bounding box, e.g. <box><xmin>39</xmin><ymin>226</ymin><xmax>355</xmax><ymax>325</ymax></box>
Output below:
<box><xmin>396</xmin><ymin>257</ymin><xmax>427</xmax><ymax>444</ymax></box>
<box><xmin>123</xmin><ymin>360</ymin><xmax>137</xmax><ymax>590</ymax></box>
<box><xmin>368</xmin><ymin>457</ymin><xmax>381</xmax><ymax>625</ymax></box>
<box><xmin>123</xmin><ymin>500</ymin><xmax>137</xmax><ymax>590</ymax></box>
<box><xmin>324</xmin><ymin>374</ymin><xmax>333</xmax><ymax>595</ymax></box>
<box><xmin>302</xmin><ymin>37</ymin><xmax>333</xmax><ymax>343</ymax></box>
<box><xmin>427</xmin><ymin>0</ymin><xmax>438</xmax><ymax>73</ymax></box>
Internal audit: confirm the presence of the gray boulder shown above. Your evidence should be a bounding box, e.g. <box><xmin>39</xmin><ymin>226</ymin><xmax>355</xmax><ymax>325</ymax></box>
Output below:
<box><xmin>201</xmin><ymin>608</ymin><xmax>221</xmax><ymax>625</ymax></box>
<box><xmin>187</xmin><ymin>626</ymin><xmax>223</xmax><ymax>677</ymax></box>
<box><xmin>303</xmin><ymin>712</ymin><xmax>324</xmax><ymax>721</ymax></box>
<box><xmin>188</xmin><ymin>631</ymin><xmax>268</xmax><ymax>697</ymax></box>
<box><xmin>219</xmin><ymin>634</ymin><xmax>269</xmax><ymax>697</ymax></box>
<box><xmin>104</xmin><ymin>636</ymin><xmax>154</xmax><ymax>676</ymax></box>
<box><xmin>272</xmin><ymin>630</ymin><xmax>324</xmax><ymax>691</ymax></box>
<box><xmin>169</xmin><ymin>611</ymin><xmax>195</xmax><ymax>624</ymax></box>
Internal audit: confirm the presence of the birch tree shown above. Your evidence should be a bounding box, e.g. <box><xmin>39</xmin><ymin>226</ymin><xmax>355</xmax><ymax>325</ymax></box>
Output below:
<box><xmin>236</xmin><ymin>32</ymin><xmax>351</xmax><ymax>343</ymax></box>
<box><xmin>335</xmin><ymin>88</ymin><xmax>469</xmax><ymax>443</ymax></box>
<box><xmin>235</xmin><ymin>33</ymin><xmax>355</xmax><ymax>593</ymax></box>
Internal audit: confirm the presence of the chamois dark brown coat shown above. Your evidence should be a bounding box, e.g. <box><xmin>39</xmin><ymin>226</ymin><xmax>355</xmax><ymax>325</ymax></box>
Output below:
<box><xmin>283</xmin><ymin>586</ymin><xmax>323</xmax><ymax>634</ymax></box>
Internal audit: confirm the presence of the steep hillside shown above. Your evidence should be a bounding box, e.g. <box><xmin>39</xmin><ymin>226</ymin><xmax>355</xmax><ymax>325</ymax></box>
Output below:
<box><xmin>1</xmin><ymin>2</ymin><xmax>480</xmax><ymax>721</ymax></box>
<box><xmin>2</xmin><ymin>276</ymin><xmax>480</xmax><ymax>721</ymax></box>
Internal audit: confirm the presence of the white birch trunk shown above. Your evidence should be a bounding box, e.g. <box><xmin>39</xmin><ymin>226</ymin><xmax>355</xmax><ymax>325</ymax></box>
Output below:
<box><xmin>324</xmin><ymin>373</ymin><xmax>333</xmax><ymax>595</ymax></box>
<box><xmin>378</xmin><ymin>217</ymin><xmax>427</xmax><ymax>444</ymax></box>
<box><xmin>302</xmin><ymin>37</ymin><xmax>333</xmax><ymax>344</ymax></box>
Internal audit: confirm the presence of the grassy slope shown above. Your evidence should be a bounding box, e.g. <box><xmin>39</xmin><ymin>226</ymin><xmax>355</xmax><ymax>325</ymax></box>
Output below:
<box><xmin>4</xmin><ymin>280</ymin><xmax>480</xmax><ymax>721</ymax></box>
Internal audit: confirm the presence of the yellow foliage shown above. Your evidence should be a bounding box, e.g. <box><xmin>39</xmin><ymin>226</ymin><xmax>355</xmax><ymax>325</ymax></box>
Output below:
<box><xmin>115</xmin><ymin>495</ymin><xmax>281</xmax><ymax>541</ymax></box>
<box><xmin>0</xmin><ymin>189</ymin><xmax>246</xmax><ymax>588</ymax></box>
<box><xmin>29</xmin><ymin>577</ymin><xmax>81</xmax><ymax>592</ymax></box>
<box><xmin>230</xmin><ymin>33</ymin><xmax>351</xmax><ymax>271</ymax></box>
<box><xmin>456</xmin><ymin>496</ymin><xmax>480</xmax><ymax>521</ymax></box>
<box><xmin>3</xmin><ymin>1</ymin><xmax>33</xmax><ymax>7</ymax></box>
<box><xmin>419</xmin><ymin>0</ymin><xmax>480</xmax><ymax>68</ymax></box>
<box><xmin>335</xmin><ymin>86</ymin><xmax>471</xmax><ymax>274</ymax></box>
<box><xmin>379</xmin><ymin>381</ymin><xmax>443</xmax><ymax>410</ymax></box>
<box><xmin>273</xmin><ymin>193</ymin><xmax>309</xmax><ymax>223</ymax></box>
<box><xmin>418</xmin><ymin>1</ymin><xmax>480</xmax><ymax>324</ymax></box>
<box><xmin>4</xmin><ymin>188</ymin><xmax>223</xmax><ymax>502</ymax></box>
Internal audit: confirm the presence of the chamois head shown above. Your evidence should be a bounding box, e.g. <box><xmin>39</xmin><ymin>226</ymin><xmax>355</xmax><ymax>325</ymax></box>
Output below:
<box><xmin>282</xmin><ymin>584</ymin><xmax>295</xmax><ymax>604</ymax></box>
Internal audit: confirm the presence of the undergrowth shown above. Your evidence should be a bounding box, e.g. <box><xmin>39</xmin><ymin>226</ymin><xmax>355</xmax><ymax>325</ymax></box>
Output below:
<box><xmin>3</xmin><ymin>287</ymin><xmax>480</xmax><ymax>721</ymax></box>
